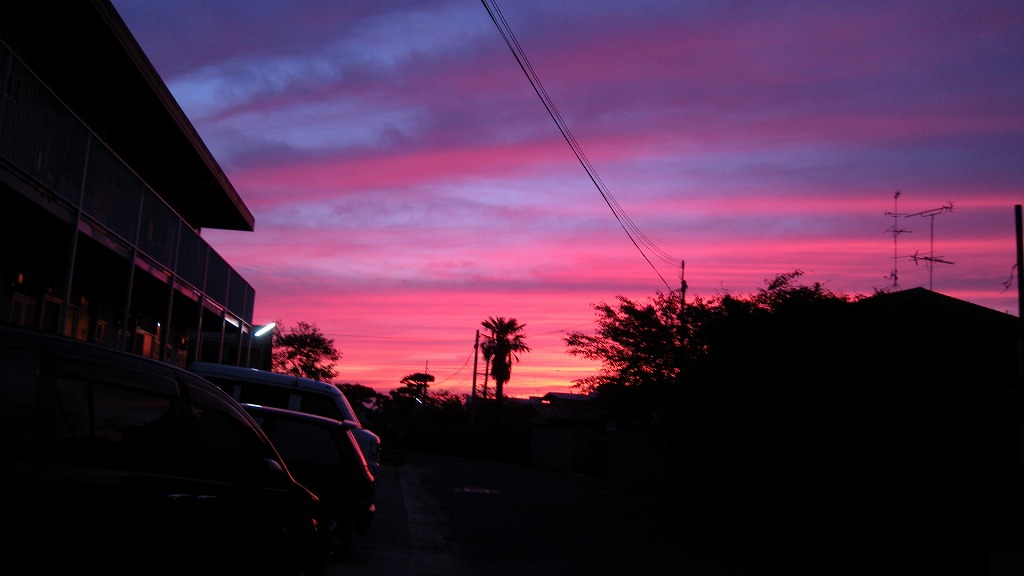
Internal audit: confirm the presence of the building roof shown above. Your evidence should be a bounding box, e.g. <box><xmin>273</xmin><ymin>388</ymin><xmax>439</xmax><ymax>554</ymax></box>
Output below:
<box><xmin>539</xmin><ymin>392</ymin><xmax>592</xmax><ymax>402</ymax></box>
<box><xmin>855</xmin><ymin>287</ymin><xmax>1019</xmax><ymax>328</ymax></box>
<box><xmin>0</xmin><ymin>0</ymin><xmax>254</xmax><ymax>232</ymax></box>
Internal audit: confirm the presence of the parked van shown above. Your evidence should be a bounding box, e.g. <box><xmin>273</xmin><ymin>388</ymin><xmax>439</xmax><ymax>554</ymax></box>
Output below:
<box><xmin>243</xmin><ymin>404</ymin><xmax>376</xmax><ymax>559</ymax></box>
<box><xmin>188</xmin><ymin>362</ymin><xmax>382</xmax><ymax>475</ymax></box>
<box><xmin>0</xmin><ymin>326</ymin><xmax>330</xmax><ymax>575</ymax></box>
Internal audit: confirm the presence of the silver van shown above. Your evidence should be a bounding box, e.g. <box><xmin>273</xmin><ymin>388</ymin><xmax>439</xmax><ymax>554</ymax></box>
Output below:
<box><xmin>188</xmin><ymin>362</ymin><xmax>382</xmax><ymax>475</ymax></box>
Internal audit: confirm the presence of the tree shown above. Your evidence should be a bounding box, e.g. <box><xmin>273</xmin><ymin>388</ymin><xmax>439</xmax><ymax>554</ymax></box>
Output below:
<box><xmin>563</xmin><ymin>291</ymin><xmax>685</xmax><ymax>394</ymax></box>
<box><xmin>337</xmin><ymin>383</ymin><xmax>383</xmax><ymax>411</ymax></box>
<box><xmin>271</xmin><ymin>321</ymin><xmax>340</xmax><ymax>381</ymax></box>
<box><xmin>564</xmin><ymin>271</ymin><xmax>853</xmax><ymax>393</ymax></box>
<box><xmin>337</xmin><ymin>383</ymin><xmax>384</xmax><ymax>428</ymax></box>
<box><xmin>562</xmin><ymin>291</ymin><xmax>687</xmax><ymax>431</ymax></box>
<box><xmin>480</xmin><ymin>316</ymin><xmax>530</xmax><ymax>408</ymax></box>
<box><xmin>562</xmin><ymin>270</ymin><xmax>855</xmax><ymax>429</ymax></box>
<box><xmin>397</xmin><ymin>372</ymin><xmax>435</xmax><ymax>403</ymax></box>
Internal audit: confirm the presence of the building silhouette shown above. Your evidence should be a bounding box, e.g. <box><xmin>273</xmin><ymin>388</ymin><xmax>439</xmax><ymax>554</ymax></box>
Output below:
<box><xmin>0</xmin><ymin>1</ymin><xmax>269</xmax><ymax>367</ymax></box>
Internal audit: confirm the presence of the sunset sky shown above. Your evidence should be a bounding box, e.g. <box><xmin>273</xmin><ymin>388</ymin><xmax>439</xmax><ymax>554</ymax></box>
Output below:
<box><xmin>110</xmin><ymin>0</ymin><xmax>1023</xmax><ymax>398</ymax></box>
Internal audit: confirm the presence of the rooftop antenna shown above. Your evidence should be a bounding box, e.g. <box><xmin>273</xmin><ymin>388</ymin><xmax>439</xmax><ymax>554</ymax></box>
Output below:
<box><xmin>884</xmin><ymin>191</ymin><xmax>954</xmax><ymax>291</ymax></box>
<box><xmin>906</xmin><ymin>202</ymin><xmax>954</xmax><ymax>290</ymax></box>
<box><xmin>884</xmin><ymin>191</ymin><xmax>910</xmax><ymax>290</ymax></box>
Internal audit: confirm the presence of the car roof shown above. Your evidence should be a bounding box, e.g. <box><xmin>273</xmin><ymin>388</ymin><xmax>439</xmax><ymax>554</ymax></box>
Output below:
<box><xmin>189</xmin><ymin>362</ymin><xmax>341</xmax><ymax>393</ymax></box>
<box><xmin>188</xmin><ymin>362</ymin><xmax>373</xmax><ymax>435</ymax></box>
<box><xmin>189</xmin><ymin>362</ymin><xmax>365</xmax><ymax>422</ymax></box>
<box><xmin>0</xmin><ymin>329</ymin><xmax>273</xmax><ymax>447</ymax></box>
<box><xmin>241</xmin><ymin>403</ymin><xmax>360</xmax><ymax>430</ymax></box>
<box><xmin>0</xmin><ymin>326</ymin><xmax>233</xmax><ymax>402</ymax></box>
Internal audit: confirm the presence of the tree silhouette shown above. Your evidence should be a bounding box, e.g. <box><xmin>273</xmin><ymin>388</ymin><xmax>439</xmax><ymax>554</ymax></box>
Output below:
<box><xmin>397</xmin><ymin>372</ymin><xmax>434</xmax><ymax>403</ymax></box>
<box><xmin>563</xmin><ymin>291</ymin><xmax>685</xmax><ymax>394</ymax></box>
<box><xmin>271</xmin><ymin>321</ymin><xmax>340</xmax><ymax>381</ymax></box>
<box><xmin>480</xmin><ymin>316</ymin><xmax>530</xmax><ymax>413</ymax></box>
<box><xmin>563</xmin><ymin>270</ymin><xmax>855</xmax><ymax>432</ymax></box>
<box><xmin>337</xmin><ymin>383</ymin><xmax>384</xmax><ymax>428</ymax></box>
<box><xmin>563</xmin><ymin>270</ymin><xmax>852</xmax><ymax>395</ymax></box>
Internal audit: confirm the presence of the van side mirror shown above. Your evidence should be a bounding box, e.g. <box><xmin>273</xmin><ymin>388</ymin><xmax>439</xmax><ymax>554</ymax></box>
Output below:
<box><xmin>260</xmin><ymin>457</ymin><xmax>291</xmax><ymax>484</ymax></box>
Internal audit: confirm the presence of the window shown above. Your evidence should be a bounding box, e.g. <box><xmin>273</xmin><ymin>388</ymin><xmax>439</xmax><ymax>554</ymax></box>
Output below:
<box><xmin>50</xmin><ymin>377</ymin><xmax>178</xmax><ymax>471</ymax></box>
<box><xmin>298</xmin><ymin>392</ymin><xmax>346</xmax><ymax>421</ymax></box>
<box><xmin>187</xmin><ymin>383</ymin><xmax>274</xmax><ymax>481</ymax></box>
<box><xmin>267</xmin><ymin>419</ymin><xmax>340</xmax><ymax>467</ymax></box>
<box><xmin>8</xmin><ymin>292</ymin><xmax>36</xmax><ymax>327</ymax></box>
<box><xmin>237</xmin><ymin>383</ymin><xmax>292</xmax><ymax>409</ymax></box>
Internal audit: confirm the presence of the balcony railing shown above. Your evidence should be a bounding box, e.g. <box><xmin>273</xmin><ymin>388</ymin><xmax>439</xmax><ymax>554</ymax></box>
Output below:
<box><xmin>0</xmin><ymin>40</ymin><xmax>254</xmax><ymax>323</ymax></box>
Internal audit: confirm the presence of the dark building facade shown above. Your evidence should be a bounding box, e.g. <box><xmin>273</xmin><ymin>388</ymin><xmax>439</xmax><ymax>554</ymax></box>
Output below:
<box><xmin>0</xmin><ymin>1</ymin><xmax>264</xmax><ymax>367</ymax></box>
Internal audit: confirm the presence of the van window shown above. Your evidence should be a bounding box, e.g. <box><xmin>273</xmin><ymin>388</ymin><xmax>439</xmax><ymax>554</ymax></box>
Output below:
<box><xmin>298</xmin><ymin>392</ymin><xmax>346</xmax><ymax>421</ymax></box>
<box><xmin>50</xmin><ymin>377</ymin><xmax>179</xmax><ymax>471</ymax></box>
<box><xmin>187</xmin><ymin>383</ymin><xmax>274</xmax><ymax>480</ymax></box>
<box><xmin>236</xmin><ymin>382</ymin><xmax>292</xmax><ymax>410</ymax></box>
<box><xmin>266</xmin><ymin>419</ymin><xmax>341</xmax><ymax>467</ymax></box>
<box><xmin>202</xmin><ymin>374</ymin><xmax>294</xmax><ymax>410</ymax></box>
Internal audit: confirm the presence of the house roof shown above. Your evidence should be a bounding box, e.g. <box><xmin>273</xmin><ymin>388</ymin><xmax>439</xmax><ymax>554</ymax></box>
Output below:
<box><xmin>540</xmin><ymin>392</ymin><xmax>592</xmax><ymax>402</ymax></box>
<box><xmin>855</xmin><ymin>287</ymin><xmax>1019</xmax><ymax>327</ymax></box>
<box><xmin>0</xmin><ymin>0</ymin><xmax>254</xmax><ymax>232</ymax></box>
<box><xmin>834</xmin><ymin>287</ymin><xmax>1021</xmax><ymax>386</ymax></box>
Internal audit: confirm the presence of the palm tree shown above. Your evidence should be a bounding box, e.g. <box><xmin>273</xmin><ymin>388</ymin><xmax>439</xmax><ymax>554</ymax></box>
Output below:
<box><xmin>480</xmin><ymin>316</ymin><xmax>530</xmax><ymax>412</ymax></box>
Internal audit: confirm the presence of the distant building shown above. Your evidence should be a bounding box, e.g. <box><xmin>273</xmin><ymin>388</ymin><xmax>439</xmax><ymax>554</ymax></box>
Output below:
<box><xmin>0</xmin><ymin>1</ymin><xmax>266</xmax><ymax>367</ymax></box>
<box><xmin>530</xmin><ymin>391</ymin><xmax>606</xmax><ymax>476</ymax></box>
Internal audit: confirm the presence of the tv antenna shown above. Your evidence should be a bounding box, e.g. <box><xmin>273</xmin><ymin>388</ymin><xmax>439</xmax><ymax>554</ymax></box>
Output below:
<box><xmin>884</xmin><ymin>191</ymin><xmax>954</xmax><ymax>291</ymax></box>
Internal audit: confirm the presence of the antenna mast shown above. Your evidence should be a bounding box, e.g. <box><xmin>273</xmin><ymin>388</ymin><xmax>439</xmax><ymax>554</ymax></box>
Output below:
<box><xmin>906</xmin><ymin>202</ymin><xmax>954</xmax><ymax>290</ymax></box>
<box><xmin>884</xmin><ymin>191</ymin><xmax>954</xmax><ymax>291</ymax></box>
<box><xmin>884</xmin><ymin>191</ymin><xmax>909</xmax><ymax>290</ymax></box>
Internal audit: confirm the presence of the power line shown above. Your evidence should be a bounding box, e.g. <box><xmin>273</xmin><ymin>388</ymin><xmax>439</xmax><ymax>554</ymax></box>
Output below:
<box><xmin>434</xmin><ymin>350</ymin><xmax>474</xmax><ymax>385</ymax></box>
<box><xmin>482</xmin><ymin>0</ymin><xmax>680</xmax><ymax>291</ymax></box>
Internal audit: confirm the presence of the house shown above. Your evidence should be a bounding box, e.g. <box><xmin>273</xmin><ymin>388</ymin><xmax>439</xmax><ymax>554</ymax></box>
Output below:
<box><xmin>528</xmin><ymin>288</ymin><xmax>1023</xmax><ymax>551</ymax></box>
<box><xmin>530</xmin><ymin>391</ymin><xmax>607</xmax><ymax>477</ymax></box>
<box><xmin>0</xmin><ymin>1</ymin><xmax>263</xmax><ymax>367</ymax></box>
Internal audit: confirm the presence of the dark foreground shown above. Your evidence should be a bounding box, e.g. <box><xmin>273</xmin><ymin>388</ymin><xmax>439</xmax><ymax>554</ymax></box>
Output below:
<box><xmin>333</xmin><ymin>451</ymin><xmax>1023</xmax><ymax>576</ymax></box>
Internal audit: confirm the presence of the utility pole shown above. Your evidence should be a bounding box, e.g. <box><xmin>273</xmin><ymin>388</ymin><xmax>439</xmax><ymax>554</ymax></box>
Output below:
<box><xmin>471</xmin><ymin>329</ymin><xmax>480</xmax><ymax>423</ymax></box>
<box><xmin>471</xmin><ymin>330</ymin><xmax>479</xmax><ymax>400</ymax></box>
<box><xmin>679</xmin><ymin>260</ymin><xmax>687</xmax><ymax>305</ymax></box>
<box><xmin>678</xmin><ymin>259</ymin><xmax>687</xmax><ymax>328</ymax></box>
<box><xmin>1016</xmin><ymin>205</ymin><xmax>1024</xmax><ymax>476</ymax></box>
<box><xmin>1016</xmin><ymin>205</ymin><xmax>1023</xmax><ymax>381</ymax></box>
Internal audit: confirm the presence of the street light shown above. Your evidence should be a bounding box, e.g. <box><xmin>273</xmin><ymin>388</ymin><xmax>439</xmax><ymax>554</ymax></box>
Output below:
<box><xmin>254</xmin><ymin>322</ymin><xmax>276</xmax><ymax>337</ymax></box>
<box><xmin>247</xmin><ymin>322</ymin><xmax>276</xmax><ymax>368</ymax></box>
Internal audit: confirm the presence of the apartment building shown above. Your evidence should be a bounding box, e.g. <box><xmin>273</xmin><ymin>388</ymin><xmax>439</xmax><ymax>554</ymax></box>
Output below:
<box><xmin>0</xmin><ymin>1</ymin><xmax>264</xmax><ymax>367</ymax></box>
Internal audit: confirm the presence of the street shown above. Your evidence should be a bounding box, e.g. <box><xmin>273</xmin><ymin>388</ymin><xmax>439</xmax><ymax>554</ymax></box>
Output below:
<box><xmin>332</xmin><ymin>451</ymin><xmax>1022</xmax><ymax>576</ymax></box>
<box><xmin>333</xmin><ymin>451</ymin><xmax>848</xmax><ymax>576</ymax></box>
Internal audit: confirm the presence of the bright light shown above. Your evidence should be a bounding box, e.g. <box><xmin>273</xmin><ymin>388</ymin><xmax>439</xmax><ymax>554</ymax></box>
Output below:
<box><xmin>254</xmin><ymin>322</ymin><xmax>276</xmax><ymax>337</ymax></box>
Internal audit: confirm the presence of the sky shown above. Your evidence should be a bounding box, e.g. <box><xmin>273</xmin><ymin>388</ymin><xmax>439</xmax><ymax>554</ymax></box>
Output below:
<box><xmin>110</xmin><ymin>0</ymin><xmax>1024</xmax><ymax>398</ymax></box>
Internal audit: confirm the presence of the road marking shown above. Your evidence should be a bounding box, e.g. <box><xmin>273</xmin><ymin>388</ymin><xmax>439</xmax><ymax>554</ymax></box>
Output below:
<box><xmin>455</xmin><ymin>487</ymin><xmax>500</xmax><ymax>495</ymax></box>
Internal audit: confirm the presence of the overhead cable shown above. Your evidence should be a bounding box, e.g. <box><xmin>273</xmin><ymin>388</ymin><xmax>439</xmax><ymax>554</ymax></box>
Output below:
<box><xmin>482</xmin><ymin>0</ymin><xmax>681</xmax><ymax>291</ymax></box>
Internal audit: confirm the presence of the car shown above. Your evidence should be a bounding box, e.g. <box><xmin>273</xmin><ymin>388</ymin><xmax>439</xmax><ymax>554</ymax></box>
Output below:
<box><xmin>242</xmin><ymin>404</ymin><xmax>376</xmax><ymax>559</ymax></box>
<box><xmin>188</xmin><ymin>362</ymin><xmax>382</xmax><ymax>476</ymax></box>
<box><xmin>0</xmin><ymin>326</ymin><xmax>331</xmax><ymax>576</ymax></box>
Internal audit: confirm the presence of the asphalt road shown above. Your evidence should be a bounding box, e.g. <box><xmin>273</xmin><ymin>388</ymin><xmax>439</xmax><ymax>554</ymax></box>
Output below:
<box><xmin>331</xmin><ymin>451</ymin><xmax>1023</xmax><ymax>576</ymax></box>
